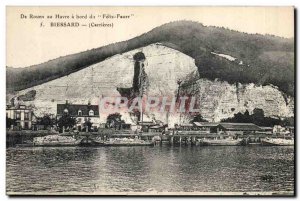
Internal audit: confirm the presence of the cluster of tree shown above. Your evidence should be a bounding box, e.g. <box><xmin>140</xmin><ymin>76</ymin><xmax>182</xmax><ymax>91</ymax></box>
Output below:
<box><xmin>57</xmin><ymin>113</ymin><xmax>76</xmax><ymax>132</ymax></box>
<box><xmin>6</xmin><ymin>116</ymin><xmax>16</xmax><ymax>129</ymax></box>
<box><xmin>36</xmin><ymin>114</ymin><xmax>56</xmax><ymax>130</ymax></box>
<box><xmin>56</xmin><ymin>114</ymin><xmax>95</xmax><ymax>132</ymax></box>
<box><xmin>105</xmin><ymin>113</ymin><xmax>125</xmax><ymax>130</ymax></box>
<box><xmin>221</xmin><ymin>108</ymin><xmax>294</xmax><ymax>127</ymax></box>
<box><xmin>83</xmin><ymin>118</ymin><xmax>93</xmax><ymax>132</ymax></box>
<box><xmin>7</xmin><ymin>21</ymin><xmax>294</xmax><ymax>97</ymax></box>
<box><xmin>55</xmin><ymin>112</ymin><xmax>126</xmax><ymax>132</ymax></box>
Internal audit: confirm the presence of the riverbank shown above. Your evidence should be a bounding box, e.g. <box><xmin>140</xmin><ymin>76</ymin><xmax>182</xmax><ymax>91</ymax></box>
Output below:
<box><xmin>7</xmin><ymin>129</ymin><xmax>276</xmax><ymax>147</ymax></box>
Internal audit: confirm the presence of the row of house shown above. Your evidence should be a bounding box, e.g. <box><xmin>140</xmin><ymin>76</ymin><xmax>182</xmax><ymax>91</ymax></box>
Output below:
<box><xmin>6</xmin><ymin>102</ymin><xmax>294</xmax><ymax>135</ymax></box>
<box><xmin>6</xmin><ymin>101</ymin><xmax>100</xmax><ymax>131</ymax></box>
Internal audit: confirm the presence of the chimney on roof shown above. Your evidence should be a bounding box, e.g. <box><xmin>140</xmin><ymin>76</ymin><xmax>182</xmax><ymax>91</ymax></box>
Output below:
<box><xmin>10</xmin><ymin>98</ymin><xmax>15</xmax><ymax>107</ymax></box>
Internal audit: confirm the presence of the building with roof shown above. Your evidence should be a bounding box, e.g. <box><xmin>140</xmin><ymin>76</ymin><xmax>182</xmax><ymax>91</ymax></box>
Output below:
<box><xmin>176</xmin><ymin>123</ymin><xmax>194</xmax><ymax>131</ymax></box>
<box><xmin>6</xmin><ymin>104</ymin><xmax>33</xmax><ymax>130</ymax></box>
<box><xmin>217</xmin><ymin>123</ymin><xmax>262</xmax><ymax>135</ymax></box>
<box><xmin>57</xmin><ymin>101</ymin><xmax>100</xmax><ymax>131</ymax></box>
<box><xmin>260</xmin><ymin>127</ymin><xmax>273</xmax><ymax>134</ymax></box>
<box><xmin>149</xmin><ymin>125</ymin><xmax>166</xmax><ymax>133</ymax></box>
<box><xmin>193</xmin><ymin>122</ymin><xmax>220</xmax><ymax>133</ymax></box>
<box><xmin>136</xmin><ymin>121</ymin><xmax>156</xmax><ymax>132</ymax></box>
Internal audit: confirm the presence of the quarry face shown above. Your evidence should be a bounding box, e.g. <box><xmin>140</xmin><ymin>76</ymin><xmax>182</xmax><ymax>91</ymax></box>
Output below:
<box><xmin>11</xmin><ymin>43</ymin><xmax>294</xmax><ymax>125</ymax></box>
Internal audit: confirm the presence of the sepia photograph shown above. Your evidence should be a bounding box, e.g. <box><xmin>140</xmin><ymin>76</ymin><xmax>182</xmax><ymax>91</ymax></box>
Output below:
<box><xmin>5</xmin><ymin>6</ymin><xmax>295</xmax><ymax>196</ymax></box>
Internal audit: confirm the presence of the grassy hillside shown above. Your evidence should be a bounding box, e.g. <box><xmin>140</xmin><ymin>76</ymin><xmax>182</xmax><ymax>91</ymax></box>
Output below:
<box><xmin>6</xmin><ymin>21</ymin><xmax>294</xmax><ymax>96</ymax></box>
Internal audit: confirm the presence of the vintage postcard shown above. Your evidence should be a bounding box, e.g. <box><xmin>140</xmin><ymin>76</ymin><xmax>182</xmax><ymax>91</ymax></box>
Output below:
<box><xmin>6</xmin><ymin>6</ymin><xmax>295</xmax><ymax>196</ymax></box>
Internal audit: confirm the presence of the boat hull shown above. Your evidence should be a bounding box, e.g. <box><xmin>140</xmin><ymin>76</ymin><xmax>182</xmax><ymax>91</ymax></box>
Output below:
<box><xmin>32</xmin><ymin>135</ymin><xmax>83</xmax><ymax>147</ymax></box>
<box><xmin>32</xmin><ymin>143</ymin><xmax>81</xmax><ymax>147</ymax></box>
<box><xmin>102</xmin><ymin>142</ymin><xmax>154</xmax><ymax>146</ymax></box>
<box><xmin>261</xmin><ymin>139</ymin><xmax>294</xmax><ymax>146</ymax></box>
<box><xmin>79</xmin><ymin>137</ymin><xmax>154</xmax><ymax>146</ymax></box>
<box><xmin>199</xmin><ymin>139</ymin><xmax>243</xmax><ymax>146</ymax></box>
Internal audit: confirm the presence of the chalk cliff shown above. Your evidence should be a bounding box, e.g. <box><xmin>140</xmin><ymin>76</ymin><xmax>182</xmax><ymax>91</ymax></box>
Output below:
<box><xmin>181</xmin><ymin>79</ymin><xmax>294</xmax><ymax>122</ymax></box>
<box><xmin>10</xmin><ymin>43</ymin><xmax>294</xmax><ymax>125</ymax></box>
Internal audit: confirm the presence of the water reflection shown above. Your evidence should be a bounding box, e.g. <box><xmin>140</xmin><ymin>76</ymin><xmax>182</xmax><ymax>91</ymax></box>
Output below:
<box><xmin>6</xmin><ymin>146</ymin><xmax>294</xmax><ymax>194</ymax></box>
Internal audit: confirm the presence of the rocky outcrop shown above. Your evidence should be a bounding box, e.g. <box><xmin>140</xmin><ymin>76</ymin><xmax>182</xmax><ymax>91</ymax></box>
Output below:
<box><xmin>181</xmin><ymin>79</ymin><xmax>294</xmax><ymax>122</ymax></box>
<box><xmin>10</xmin><ymin>43</ymin><xmax>294</xmax><ymax>125</ymax></box>
<box><xmin>18</xmin><ymin>90</ymin><xmax>36</xmax><ymax>101</ymax></box>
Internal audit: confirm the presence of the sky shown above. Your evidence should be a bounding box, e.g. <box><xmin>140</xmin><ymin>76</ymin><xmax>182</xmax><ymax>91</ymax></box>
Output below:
<box><xmin>6</xmin><ymin>6</ymin><xmax>294</xmax><ymax>68</ymax></box>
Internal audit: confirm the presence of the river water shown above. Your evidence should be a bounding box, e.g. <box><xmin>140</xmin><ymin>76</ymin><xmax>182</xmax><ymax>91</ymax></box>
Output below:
<box><xmin>6</xmin><ymin>146</ymin><xmax>294</xmax><ymax>194</ymax></box>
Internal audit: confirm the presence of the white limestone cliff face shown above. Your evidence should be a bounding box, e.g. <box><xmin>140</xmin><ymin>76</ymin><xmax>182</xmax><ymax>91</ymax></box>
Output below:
<box><xmin>11</xmin><ymin>43</ymin><xmax>294</xmax><ymax>125</ymax></box>
<box><xmin>12</xmin><ymin>43</ymin><xmax>198</xmax><ymax>124</ymax></box>
<box><xmin>182</xmin><ymin>79</ymin><xmax>294</xmax><ymax>122</ymax></box>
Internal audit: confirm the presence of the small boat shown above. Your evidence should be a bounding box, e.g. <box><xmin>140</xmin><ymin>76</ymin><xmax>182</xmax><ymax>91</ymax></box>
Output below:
<box><xmin>261</xmin><ymin>138</ymin><xmax>294</xmax><ymax>146</ymax></box>
<box><xmin>248</xmin><ymin>142</ymin><xmax>261</xmax><ymax>145</ymax></box>
<box><xmin>103</xmin><ymin>137</ymin><xmax>153</xmax><ymax>146</ymax></box>
<box><xmin>32</xmin><ymin>134</ymin><xmax>83</xmax><ymax>146</ymax></box>
<box><xmin>80</xmin><ymin>136</ymin><xmax>105</xmax><ymax>146</ymax></box>
<box><xmin>199</xmin><ymin>137</ymin><xmax>243</xmax><ymax>146</ymax></box>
